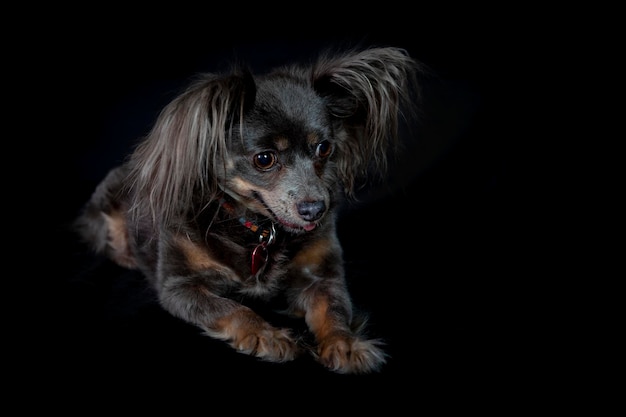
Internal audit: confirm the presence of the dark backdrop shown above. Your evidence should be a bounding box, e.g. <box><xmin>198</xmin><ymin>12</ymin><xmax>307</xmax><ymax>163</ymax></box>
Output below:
<box><xmin>29</xmin><ymin>17</ymin><xmax>533</xmax><ymax>411</ymax></box>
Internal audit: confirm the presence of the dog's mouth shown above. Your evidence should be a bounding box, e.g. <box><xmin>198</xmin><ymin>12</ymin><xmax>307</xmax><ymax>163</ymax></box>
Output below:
<box><xmin>251</xmin><ymin>192</ymin><xmax>320</xmax><ymax>233</ymax></box>
<box><xmin>276</xmin><ymin>218</ymin><xmax>317</xmax><ymax>232</ymax></box>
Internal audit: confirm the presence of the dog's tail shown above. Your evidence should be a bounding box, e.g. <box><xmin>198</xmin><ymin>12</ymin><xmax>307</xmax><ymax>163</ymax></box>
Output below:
<box><xmin>73</xmin><ymin>165</ymin><xmax>137</xmax><ymax>269</ymax></box>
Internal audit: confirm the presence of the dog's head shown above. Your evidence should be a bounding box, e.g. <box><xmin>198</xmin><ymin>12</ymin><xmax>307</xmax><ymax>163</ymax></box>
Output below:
<box><xmin>127</xmin><ymin>47</ymin><xmax>422</xmax><ymax>231</ymax></box>
<box><xmin>218</xmin><ymin>74</ymin><xmax>339</xmax><ymax>233</ymax></box>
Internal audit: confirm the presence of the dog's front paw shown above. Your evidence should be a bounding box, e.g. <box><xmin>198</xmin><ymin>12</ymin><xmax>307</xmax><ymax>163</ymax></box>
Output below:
<box><xmin>316</xmin><ymin>331</ymin><xmax>387</xmax><ymax>374</ymax></box>
<box><xmin>232</xmin><ymin>327</ymin><xmax>300</xmax><ymax>363</ymax></box>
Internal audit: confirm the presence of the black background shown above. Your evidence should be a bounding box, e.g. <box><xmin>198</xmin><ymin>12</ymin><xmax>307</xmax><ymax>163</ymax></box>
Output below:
<box><xmin>24</xmin><ymin>12</ymin><xmax>551</xmax><ymax>411</ymax></box>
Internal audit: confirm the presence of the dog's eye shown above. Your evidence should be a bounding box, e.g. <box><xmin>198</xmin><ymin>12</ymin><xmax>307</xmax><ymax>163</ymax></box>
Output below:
<box><xmin>253</xmin><ymin>152</ymin><xmax>277</xmax><ymax>170</ymax></box>
<box><xmin>316</xmin><ymin>140</ymin><xmax>332</xmax><ymax>159</ymax></box>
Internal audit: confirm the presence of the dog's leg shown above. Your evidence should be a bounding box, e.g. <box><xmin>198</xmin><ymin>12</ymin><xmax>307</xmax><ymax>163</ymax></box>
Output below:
<box><xmin>289</xmin><ymin>241</ymin><xmax>387</xmax><ymax>374</ymax></box>
<box><xmin>74</xmin><ymin>166</ymin><xmax>137</xmax><ymax>269</ymax></box>
<box><xmin>165</xmin><ymin>284</ymin><xmax>299</xmax><ymax>362</ymax></box>
<box><xmin>154</xmin><ymin>236</ymin><xmax>301</xmax><ymax>363</ymax></box>
<box><xmin>302</xmin><ymin>290</ymin><xmax>386</xmax><ymax>374</ymax></box>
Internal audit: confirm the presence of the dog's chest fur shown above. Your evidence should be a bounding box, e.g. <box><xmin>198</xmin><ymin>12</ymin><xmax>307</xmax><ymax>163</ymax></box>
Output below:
<box><xmin>174</xmin><ymin>202</ymin><xmax>322</xmax><ymax>297</ymax></box>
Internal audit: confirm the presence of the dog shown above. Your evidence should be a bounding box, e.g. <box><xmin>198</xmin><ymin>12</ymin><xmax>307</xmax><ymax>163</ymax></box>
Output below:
<box><xmin>74</xmin><ymin>46</ymin><xmax>422</xmax><ymax>374</ymax></box>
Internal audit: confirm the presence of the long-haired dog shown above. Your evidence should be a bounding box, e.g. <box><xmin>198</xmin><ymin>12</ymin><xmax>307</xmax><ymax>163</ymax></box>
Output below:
<box><xmin>75</xmin><ymin>46</ymin><xmax>421</xmax><ymax>374</ymax></box>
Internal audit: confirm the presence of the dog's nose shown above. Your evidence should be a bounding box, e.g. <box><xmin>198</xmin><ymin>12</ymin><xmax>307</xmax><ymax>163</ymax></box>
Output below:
<box><xmin>297</xmin><ymin>201</ymin><xmax>326</xmax><ymax>222</ymax></box>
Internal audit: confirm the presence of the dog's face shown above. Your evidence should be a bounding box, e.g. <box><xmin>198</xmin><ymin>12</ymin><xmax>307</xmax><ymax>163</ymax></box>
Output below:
<box><xmin>123</xmin><ymin>47</ymin><xmax>419</xmax><ymax>233</ymax></box>
<box><xmin>219</xmin><ymin>76</ymin><xmax>340</xmax><ymax>234</ymax></box>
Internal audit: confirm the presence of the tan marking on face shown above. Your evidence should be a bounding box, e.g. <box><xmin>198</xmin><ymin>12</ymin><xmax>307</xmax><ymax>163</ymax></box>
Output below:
<box><xmin>230</xmin><ymin>176</ymin><xmax>256</xmax><ymax>194</ymax></box>
<box><xmin>274</xmin><ymin>136</ymin><xmax>289</xmax><ymax>152</ymax></box>
<box><xmin>227</xmin><ymin>176</ymin><xmax>270</xmax><ymax>215</ymax></box>
<box><xmin>307</xmin><ymin>132</ymin><xmax>319</xmax><ymax>146</ymax></box>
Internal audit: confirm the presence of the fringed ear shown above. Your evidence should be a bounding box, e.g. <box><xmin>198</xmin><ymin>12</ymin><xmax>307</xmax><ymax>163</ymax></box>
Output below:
<box><xmin>312</xmin><ymin>47</ymin><xmax>422</xmax><ymax>198</ymax></box>
<box><xmin>231</xmin><ymin>67</ymin><xmax>257</xmax><ymax>121</ymax></box>
<box><xmin>126</xmin><ymin>68</ymin><xmax>256</xmax><ymax>226</ymax></box>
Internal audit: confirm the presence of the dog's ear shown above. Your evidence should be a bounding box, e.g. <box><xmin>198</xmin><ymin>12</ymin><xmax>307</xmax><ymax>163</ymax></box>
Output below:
<box><xmin>230</xmin><ymin>66</ymin><xmax>257</xmax><ymax>120</ymax></box>
<box><xmin>126</xmin><ymin>68</ymin><xmax>257</xmax><ymax>226</ymax></box>
<box><xmin>312</xmin><ymin>73</ymin><xmax>361</xmax><ymax>120</ymax></box>
<box><xmin>311</xmin><ymin>47</ymin><xmax>422</xmax><ymax>197</ymax></box>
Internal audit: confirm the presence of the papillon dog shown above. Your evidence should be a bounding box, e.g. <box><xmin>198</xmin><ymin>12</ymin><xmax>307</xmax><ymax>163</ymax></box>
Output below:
<box><xmin>74</xmin><ymin>46</ymin><xmax>422</xmax><ymax>374</ymax></box>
